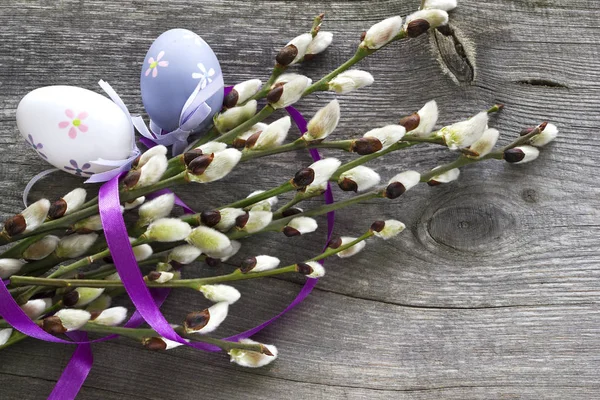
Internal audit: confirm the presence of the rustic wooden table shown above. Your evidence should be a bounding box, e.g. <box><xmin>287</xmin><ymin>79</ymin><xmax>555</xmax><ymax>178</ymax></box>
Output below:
<box><xmin>1</xmin><ymin>1</ymin><xmax>598</xmax><ymax>399</ymax></box>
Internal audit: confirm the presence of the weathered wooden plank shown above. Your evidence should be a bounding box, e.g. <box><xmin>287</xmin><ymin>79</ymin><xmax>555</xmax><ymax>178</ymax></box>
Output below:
<box><xmin>0</xmin><ymin>0</ymin><xmax>599</xmax><ymax>398</ymax></box>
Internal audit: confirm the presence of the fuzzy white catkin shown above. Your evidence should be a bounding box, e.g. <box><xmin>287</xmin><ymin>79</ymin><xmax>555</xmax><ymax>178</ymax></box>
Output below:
<box><xmin>62</xmin><ymin>188</ymin><xmax>87</xmax><ymax>215</ymax></box>
<box><xmin>304</xmin><ymin>99</ymin><xmax>341</xmax><ymax>141</ymax></box>
<box><xmin>215</xmin><ymin>100</ymin><xmax>257</xmax><ymax>132</ymax></box>
<box><xmin>192</xmin><ymin>302</ymin><xmax>229</xmax><ymax>334</ymax></box>
<box><xmin>0</xmin><ymin>329</ymin><xmax>13</xmax><ymax>346</ymax></box>
<box><xmin>410</xmin><ymin>100</ymin><xmax>439</xmax><ymax>138</ymax></box>
<box><xmin>306</xmin><ymin>31</ymin><xmax>333</xmax><ymax>55</ymax></box>
<box><xmin>135</xmin><ymin>155</ymin><xmax>168</xmax><ymax>188</ymax></box>
<box><xmin>240</xmin><ymin>211</ymin><xmax>273</xmax><ymax>234</ymax></box>
<box><xmin>146</xmin><ymin>219</ymin><xmax>192</xmax><ymax>242</ymax></box>
<box><xmin>361</xmin><ymin>16</ymin><xmax>403</xmax><ymax>49</ymax></box>
<box><xmin>232</xmin><ymin>79</ymin><xmax>262</xmax><ymax>104</ymax></box>
<box><xmin>138</xmin><ymin>193</ymin><xmax>175</xmax><ymax>225</ymax></box>
<box><xmin>186</xmin><ymin>226</ymin><xmax>232</xmax><ymax>255</ymax></box>
<box><xmin>364</xmin><ymin>125</ymin><xmax>406</xmax><ymax>149</ymax></box>
<box><xmin>388</xmin><ymin>170</ymin><xmax>421</xmax><ymax>192</ymax></box>
<box><xmin>55</xmin><ymin>233</ymin><xmax>98</xmax><ymax>258</ymax></box>
<box><xmin>339</xmin><ymin>166</ymin><xmax>381</xmax><ymax>192</ymax></box>
<box><xmin>336</xmin><ymin>237</ymin><xmax>367</xmax><ymax>258</ymax></box>
<box><xmin>270</xmin><ymin>76</ymin><xmax>312</xmax><ymax>109</ymax></box>
<box><xmin>285</xmin><ymin>33</ymin><xmax>313</xmax><ymax>64</ymax></box>
<box><xmin>286</xmin><ymin>217</ymin><xmax>318</xmax><ymax>235</ymax></box>
<box><xmin>190</xmin><ymin>149</ymin><xmax>242</xmax><ymax>183</ymax></box>
<box><xmin>92</xmin><ymin>307</ymin><xmax>128</xmax><ymax>326</ymax></box>
<box><xmin>439</xmin><ymin>112</ymin><xmax>489</xmax><ymax>150</ymax></box>
<box><xmin>252</xmin><ymin>116</ymin><xmax>291</xmax><ymax>150</ymax></box>
<box><xmin>199</xmin><ymin>284</ymin><xmax>241</xmax><ymax>304</ymax></box>
<box><xmin>54</xmin><ymin>309</ymin><xmax>91</xmax><ymax>331</ymax></box>
<box><xmin>22</xmin><ymin>235</ymin><xmax>60</xmax><ymax>260</ymax></box>
<box><xmin>22</xmin><ymin>199</ymin><xmax>50</xmax><ymax>233</ymax></box>
<box><xmin>169</xmin><ymin>245</ymin><xmax>202</xmax><ymax>265</ymax></box>
<box><xmin>328</xmin><ymin>70</ymin><xmax>374</xmax><ymax>94</ymax></box>
<box><xmin>422</xmin><ymin>0</ymin><xmax>458</xmax><ymax>11</ymax></box>
<box><xmin>137</xmin><ymin>145</ymin><xmax>167</xmax><ymax>168</ymax></box>
<box><xmin>374</xmin><ymin>220</ymin><xmax>406</xmax><ymax>240</ymax></box>
<box><xmin>229</xmin><ymin>339</ymin><xmax>278</xmax><ymax>368</ymax></box>
<box><xmin>309</xmin><ymin>158</ymin><xmax>342</xmax><ymax>187</ymax></box>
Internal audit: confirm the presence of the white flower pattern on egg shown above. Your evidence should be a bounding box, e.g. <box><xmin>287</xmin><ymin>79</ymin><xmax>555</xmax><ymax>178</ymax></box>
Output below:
<box><xmin>192</xmin><ymin>63</ymin><xmax>215</xmax><ymax>89</ymax></box>
<box><xmin>145</xmin><ymin>51</ymin><xmax>169</xmax><ymax>78</ymax></box>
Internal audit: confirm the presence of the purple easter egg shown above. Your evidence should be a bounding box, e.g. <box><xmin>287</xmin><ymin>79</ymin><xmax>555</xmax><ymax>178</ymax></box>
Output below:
<box><xmin>140</xmin><ymin>29</ymin><xmax>224</xmax><ymax>133</ymax></box>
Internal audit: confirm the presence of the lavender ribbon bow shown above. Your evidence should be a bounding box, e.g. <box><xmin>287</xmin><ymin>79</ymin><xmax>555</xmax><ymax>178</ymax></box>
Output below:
<box><xmin>133</xmin><ymin>72</ymin><xmax>224</xmax><ymax>155</ymax></box>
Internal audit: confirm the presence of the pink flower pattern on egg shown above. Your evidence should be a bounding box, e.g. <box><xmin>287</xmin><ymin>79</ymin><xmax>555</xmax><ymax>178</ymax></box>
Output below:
<box><xmin>145</xmin><ymin>51</ymin><xmax>169</xmax><ymax>78</ymax></box>
<box><xmin>58</xmin><ymin>109</ymin><xmax>89</xmax><ymax>139</ymax></box>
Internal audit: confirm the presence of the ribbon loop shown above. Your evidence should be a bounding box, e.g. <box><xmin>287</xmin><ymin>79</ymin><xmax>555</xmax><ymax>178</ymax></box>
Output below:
<box><xmin>134</xmin><ymin>72</ymin><xmax>223</xmax><ymax>155</ymax></box>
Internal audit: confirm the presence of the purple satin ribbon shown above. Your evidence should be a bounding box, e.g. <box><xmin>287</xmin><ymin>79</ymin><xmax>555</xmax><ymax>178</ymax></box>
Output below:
<box><xmin>0</xmin><ymin>99</ymin><xmax>335</xmax><ymax>399</ymax></box>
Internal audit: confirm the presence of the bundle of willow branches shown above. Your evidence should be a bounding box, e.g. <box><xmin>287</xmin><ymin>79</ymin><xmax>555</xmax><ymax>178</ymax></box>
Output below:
<box><xmin>0</xmin><ymin>0</ymin><xmax>557</xmax><ymax>368</ymax></box>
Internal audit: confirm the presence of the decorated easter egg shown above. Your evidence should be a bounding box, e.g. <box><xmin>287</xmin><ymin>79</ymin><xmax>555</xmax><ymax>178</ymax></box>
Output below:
<box><xmin>140</xmin><ymin>28</ymin><xmax>224</xmax><ymax>134</ymax></box>
<box><xmin>16</xmin><ymin>86</ymin><xmax>134</xmax><ymax>177</ymax></box>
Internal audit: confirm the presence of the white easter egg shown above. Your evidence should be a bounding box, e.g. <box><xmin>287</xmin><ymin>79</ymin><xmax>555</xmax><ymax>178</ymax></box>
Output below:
<box><xmin>16</xmin><ymin>86</ymin><xmax>133</xmax><ymax>177</ymax></box>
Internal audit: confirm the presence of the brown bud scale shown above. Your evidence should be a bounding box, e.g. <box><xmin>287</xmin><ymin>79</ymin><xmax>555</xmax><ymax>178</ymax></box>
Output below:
<box><xmin>260</xmin><ymin>344</ymin><xmax>274</xmax><ymax>356</ymax></box>
<box><xmin>235</xmin><ymin>213</ymin><xmax>249</xmax><ymax>229</ymax></box>
<box><xmin>143</xmin><ymin>337</ymin><xmax>167</xmax><ymax>351</ymax></box>
<box><xmin>239</xmin><ymin>256</ymin><xmax>257</xmax><ymax>273</ymax></box>
<box><xmin>123</xmin><ymin>171</ymin><xmax>141</xmax><ymax>189</ymax></box>
<box><xmin>188</xmin><ymin>153</ymin><xmax>215</xmax><ymax>175</ymax></box>
<box><xmin>62</xmin><ymin>290</ymin><xmax>80</xmax><ymax>307</ymax></box>
<box><xmin>266</xmin><ymin>86</ymin><xmax>284</xmax><ymax>104</ymax></box>
<box><xmin>370</xmin><ymin>220</ymin><xmax>385</xmax><ymax>232</ymax></box>
<box><xmin>201</xmin><ymin>210</ymin><xmax>221</xmax><ymax>227</ymax></box>
<box><xmin>183</xmin><ymin>149</ymin><xmax>204</xmax><ymax>166</ymax></box>
<box><xmin>275</xmin><ymin>44</ymin><xmax>298</xmax><ymax>66</ymax></box>
<box><xmin>48</xmin><ymin>199</ymin><xmax>68</xmax><ymax>219</ymax></box>
<box><xmin>427</xmin><ymin>180</ymin><xmax>442</xmax><ymax>187</ymax></box>
<box><xmin>232</xmin><ymin>138</ymin><xmax>247</xmax><ymax>149</ymax></box>
<box><xmin>398</xmin><ymin>112</ymin><xmax>420</xmax><ymax>132</ymax></box>
<box><xmin>295</xmin><ymin>263</ymin><xmax>314</xmax><ymax>275</ymax></box>
<box><xmin>42</xmin><ymin>316</ymin><xmax>67</xmax><ymax>334</ymax></box>
<box><xmin>223</xmin><ymin>89</ymin><xmax>239</xmax><ymax>108</ymax></box>
<box><xmin>504</xmin><ymin>148</ymin><xmax>526</xmax><ymax>163</ymax></box>
<box><xmin>281</xmin><ymin>208</ymin><xmax>303</xmax><ymax>217</ymax></box>
<box><xmin>292</xmin><ymin>168</ymin><xmax>315</xmax><ymax>187</ymax></box>
<box><xmin>244</xmin><ymin>131</ymin><xmax>262</xmax><ymax>149</ymax></box>
<box><xmin>328</xmin><ymin>236</ymin><xmax>343</xmax><ymax>249</ymax></box>
<box><xmin>89</xmin><ymin>311</ymin><xmax>102</xmax><ymax>320</ymax></box>
<box><xmin>147</xmin><ymin>271</ymin><xmax>162</xmax><ymax>281</ymax></box>
<box><xmin>338</xmin><ymin>177</ymin><xmax>358</xmax><ymax>193</ymax></box>
<box><xmin>351</xmin><ymin>137</ymin><xmax>383</xmax><ymax>155</ymax></box>
<box><xmin>407</xmin><ymin>19</ymin><xmax>431</xmax><ymax>38</ymax></box>
<box><xmin>184</xmin><ymin>309</ymin><xmax>210</xmax><ymax>332</ymax></box>
<box><xmin>283</xmin><ymin>226</ymin><xmax>301</xmax><ymax>237</ymax></box>
<box><xmin>385</xmin><ymin>182</ymin><xmax>407</xmax><ymax>199</ymax></box>
<box><xmin>3</xmin><ymin>214</ymin><xmax>26</xmax><ymax>237</ymax></box>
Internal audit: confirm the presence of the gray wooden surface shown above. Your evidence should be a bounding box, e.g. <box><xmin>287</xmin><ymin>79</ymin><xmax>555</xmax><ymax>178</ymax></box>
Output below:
<box><xmin>1</xmin><ymin>0</ymin><xmax>599</xmax><ymax>399</ymax></box>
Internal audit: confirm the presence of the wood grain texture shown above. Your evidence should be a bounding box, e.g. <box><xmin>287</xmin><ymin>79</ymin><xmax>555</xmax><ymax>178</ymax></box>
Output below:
<box><xmin>1</xmin><ymin>0</ymin><xmax>599</xmax><ymax>398</ymax></box>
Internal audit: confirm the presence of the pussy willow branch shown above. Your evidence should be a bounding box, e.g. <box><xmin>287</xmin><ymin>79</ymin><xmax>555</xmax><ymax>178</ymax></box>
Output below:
<box><xmin>79</xmin><ymin>323</ymin><xmax>268</xmax><ymax>354</ymax></box>
<box><xmin>10</xmin><ymin>232</ymin><xmax>373</xmax><ymax>290</ymax></box>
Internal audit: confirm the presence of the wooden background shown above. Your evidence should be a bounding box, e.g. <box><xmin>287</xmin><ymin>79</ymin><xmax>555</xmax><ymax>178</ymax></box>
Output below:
<box><xmin>1</xmin><ymin>0</ymin><xmax>599</xmax><ymax>398</ymax></box>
